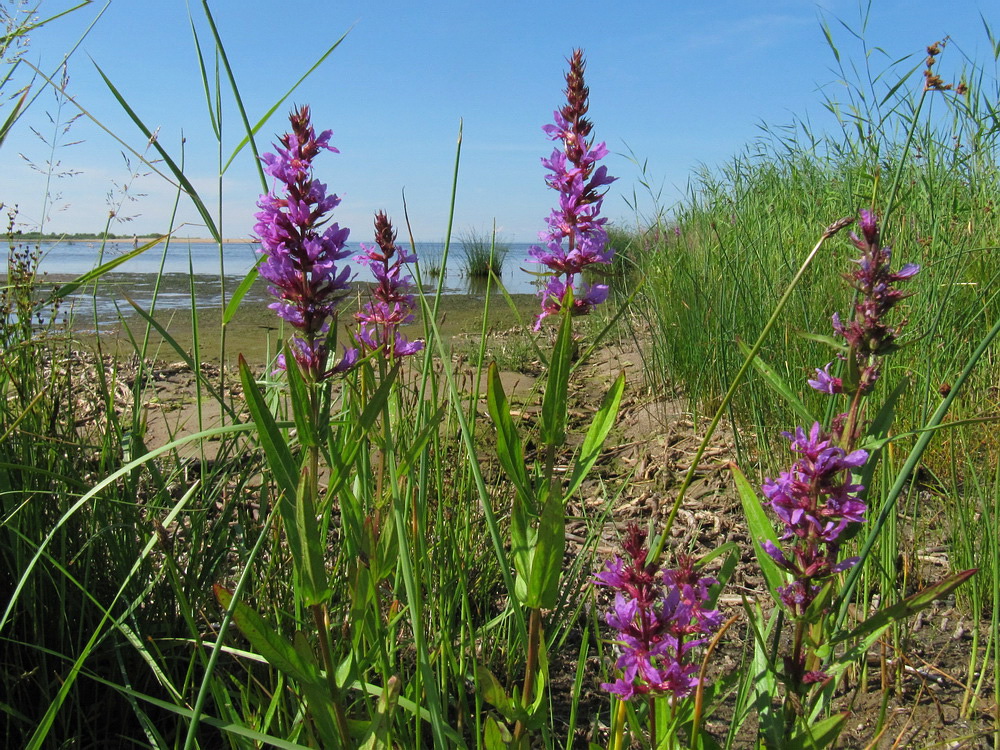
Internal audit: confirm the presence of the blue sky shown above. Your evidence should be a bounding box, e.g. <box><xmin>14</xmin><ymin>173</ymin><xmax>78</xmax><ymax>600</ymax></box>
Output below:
<box><xmin>0</xmin><ymin>0</ymin><xmax>995</xmax><ymax>242</ymax></box>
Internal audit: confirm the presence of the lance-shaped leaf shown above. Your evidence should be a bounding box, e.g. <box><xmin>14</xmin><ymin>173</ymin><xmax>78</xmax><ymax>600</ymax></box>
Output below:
<box><xmin>565</xmin><ymin>372</ymin><xmax>625</xmax><ymax>499</ymax></box>
<box><xmin>284</xmin><ymin>343</ymin><xmax>318</xmax><ymax>447</ymax></box>
<box><xmin>784</xmin><ymin>712</ymin><xmax>850</xmax><ymax>750</ymax></box>
<box><xmin>511</xmin><ymin>498</ymin><xmax>532</xmax><ymax>604</ymax></box>
<box><xmin>828</xmin><ymin>568</ymin><xmax>976</xmax><ymax>652</ymax></box>
<box><xmin>486</xmin><ymin>363</ymin><xmax>532</xmax><ymax>507</ymax></box>
<box><xmin>239</xmin><ymin>356</ymin><xmax>301</xmax><ymax>556</ymax></box>
<box><xmin>213</xmin><ymin>586</ymin><xmax>342</xmax><ymax>745</ymax></box>
<box><xmin>526</xmin><ymin>494</ymin><xmax>565</xmax><ymax>610</ymax></box>
<box><xmin>731</xmin><ymin>462</ymin><xmax>787</xmax><ymax>604</ymax></box>
<box><xmin>296</xmin><ymin>466</ymin><xmax>331</xmax><ymax>606</ymax></box>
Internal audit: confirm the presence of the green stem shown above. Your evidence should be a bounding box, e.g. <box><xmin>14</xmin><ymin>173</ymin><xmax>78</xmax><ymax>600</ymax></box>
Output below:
<box><xmin>311</xmin><ymin>603</ymin><xmax>352</xmax><ymax>747</ymax></box>
<box><xmin>648</xmin><ymin>694</ymin><xmax>657</xmax><ymax>748</ymax></box>
<box><xmin>304</xmin><ymin>375</ymin><xmax>351</xmax><ymax>747</ymax></box>
<box><xmin>514</xmin><ymin>606</ymin><xmax>542</xmax><ymax>741</ymax></box>
<box><xmin>611</xmin><ymin>700</ymin><xmax>627</xmax><ymax>750</ymax></box>
<box><xmin>782</xmin><ymin>619</ymin><xmax>808</xmax><ymax>739</ymax></box>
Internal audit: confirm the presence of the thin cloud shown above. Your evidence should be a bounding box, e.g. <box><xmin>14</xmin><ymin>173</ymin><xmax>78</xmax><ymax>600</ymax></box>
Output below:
<box><xmin>680</xmin><ymin>12</ymin><xmax>817</xmax><ymax>52</ymax></box>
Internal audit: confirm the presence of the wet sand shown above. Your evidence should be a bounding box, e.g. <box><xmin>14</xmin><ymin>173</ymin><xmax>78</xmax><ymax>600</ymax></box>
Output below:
<box><xmin>64</xmin><ymin>273</ymin><xmax>541</xmax><ymax>365</ymax></box>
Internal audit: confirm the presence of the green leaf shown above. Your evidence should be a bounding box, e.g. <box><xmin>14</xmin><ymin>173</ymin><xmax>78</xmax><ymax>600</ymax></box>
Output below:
<box><xmin>221</xmin><ymin>27</ymin><xmax>351</xmax><ymax>176</ymax></box>
<box><xmin>356</xmin><ymin>363</ymin><xmax>399</xmax><ymax>433</ymax></box>
<box><xmin>830</xmin><ymin>569</ymin><xmax>976</xmax><ymax>650</ymax></box>
<box><xmin>358</xmin><ymin>675</ymin><xmax>400</xmax><ymax>750</ymax></box>
<box><xmin>0</xmin><ymin>86</ymin><xmax>28</xmax><ymax>149</ymax></box>
<box><xmin>94</xmin><ymin>62</ymin><xmax>221</xmax><ymax>241</ymax></box>
<box><xmin>395</xmin><ymin>404</ymin><xmax>446</xmax><ymax>479</ymax></box>
<box><xmin>476</xmin><ymin>665</ymin><xmax>516</xmax><ymax>720</ymax></box>
<box><xmin>731</xmin><ymin>463</ymin><xmax>787</xmax><ymax>603</ymax></box>
<box><xmin>187</xmin><ymin>17</ymin><xmax>219</xmax><ymax>139</ymax></box>
<box><xmin>738</xmin><ymin>340</ymin><xmax>816</xmax><ymax>426</ymax></box>
<box><xmin>285</xmin><ymin>344</ymin><xmax>318</xmax><ymax>447</ymax></box>
<box><xmin>526</xmin><ymin>494</ymin><xmax>565</xmax><ymax>609</ymax></box>
<box><xmin>685</xmin><ymin>731</ymin><xmax>723</xmax><ymax>750</ymax></box>
<box><xmin>508</xmin><ymin>471</ymin><xmax>534</xmax><ymax>595</ymax></box>
<box><xmin>540</xmin><ymin>302</ymin><xmax>573</xmax><ymax>447</ymax></box>
<box><xmin>215</xmin><ymin>586</ymin><xmax>318</xmax><ymax>685</ymax></box>
<box><xmin>795</xmin><ymin>331</ymin><xmax>849</xmax><ymax>351</ymax></box>
<box><xmin>486</xmin><ymin>363</ymin><xmax>532</xmax><ymax>506</ymax></box>
<box><xmin>224</xmin><ymin>261</ymin><xmax>261</xmax><ymax>325</ymax></box>
<box><xmin>43</xmin><ymin>236</ymin><xmax>167</xmax><ymax>304</ymax></box>
<box><xmin>565</xmin><ymin>371</ymin><xmax>625</xmax><ymax>499</ymax></box>
<box><xmin>855</xmin><ymin>376</ymin><xmax>908</xmax><ymax>491</ymax></box>
<box><xmin>348</xmin><ymin>563</ymin><xmax>375</xmax><ymax>648</ymax></box>
<box><xmin>702</xmin><ymin>542</ymin><xmax>740</xmax><ymax>609</ymax></box>
<box><xmin>296</xmin><ymin>466</ymin><xmax>331</xmax><ymax>606</ymax></box>
<box><xmin>803</xmin><ymin>580</ymin><xmax>835</xmax><ymax>623</ymax></box>
<box><xmin>238</xmin><ymin>356</ymin><xmax>301</xmax><ymax>554</ymax></box>
<box><xmin>525</xmin><ymin>636</ymin><xmax>550</xmax><ymax>729</ymax></box>
<box><xmin>292</xmin><ymin>630</ymin><xmax>318</xmax><ymax>671</ymax></box>
<box><xmin>76</xmin><ymin>675</ymin><xmax>315</xmax><ymax>749</ymax></box>
<box><xmin>820</xmin><ymin>19</ymin><xmax>840</xmax><ymax>63</ymax></box>
<box><xmin>118</xmin><ymin>295</ymin><xmax>238</xmax><ymax>420</ymax></box>
<box><xmin>372</xmin><ymin>510</ymin><xmax>399</xmax><ymax>582</ymax></box>
<box><xmin>483</xmin><ymin>717</ymin><xmax>507</xmax><ymax>749</ymax></box>
<box><xmin>483</xmin><ymin>716</ymin><xmax>516</xmax><ymax>750</ymax></box>
<box><xmin>744</xmin><ymin>601</ymin><xmax>782</xmax><ymax>748</ymax></box>
<box><xmin>785</xmin><ymin>711</ymin><xmax>849</xmax><ymax>750</ymax></box>
<box><xmin>213</xmin><ymin>586</ymin><xmax>343</xmax><ymax>745</ymax></box>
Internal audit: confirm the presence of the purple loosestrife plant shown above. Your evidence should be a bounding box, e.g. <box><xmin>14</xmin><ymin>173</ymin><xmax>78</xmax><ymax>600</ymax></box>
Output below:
<box><xmin>752</xmin><ymin>210</ymin><xmax>926</xmax><ymax>732</ymax></box>
<box><xmin>478</xmin><ymin>50</ymin><xmax>628</xmax><ymax>745</ymax></box>
<box><xmin>596</xmin><ymin>524</ymin><xmax>721</xmax><ymax>708</ymax></box>
<box><xmin>354</xmin><ymin>211</ymin><xmax>423</xmax><ymax>359</ymax></box>
<box><xmin>529</xmin><ymin>49</ymin><xmax>617</xmax><ymax>329</ymax></box>
<box><xmin>763</xmin><ymin>212</ymin><xmax>919</xmax><ymax>622</ymax></box>
<box><xmin>809</xmin><ymin>210</ymin><xmax>920</xmax><ymax>420</ymax></box>
<box><xmin>254</xmin><ymin>105</ymin><xmax>357</xmax><ymax>380</ymax></box>
<box><xmin>761</xmin><ymin>423</ymin><xmax>868</xmax><ymax>617</ymax></box>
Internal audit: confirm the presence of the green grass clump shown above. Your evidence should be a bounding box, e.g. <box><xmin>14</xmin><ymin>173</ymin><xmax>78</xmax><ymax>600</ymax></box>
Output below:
<box><xmin>630</xmin><ymin>31</ymin><xmax>1000</xmax><ymax>470</ymax></box>
<box><xmin>458</xmin><ymin>227</ymin><xmax>509</xmax><ymax>278</ymax></box>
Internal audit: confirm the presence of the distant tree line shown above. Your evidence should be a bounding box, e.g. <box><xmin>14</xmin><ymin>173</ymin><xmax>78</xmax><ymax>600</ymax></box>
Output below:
<box><xmin>9</xmin><ymin>231</ymin><xmax>162</xmax><ymax>241</ymax></box>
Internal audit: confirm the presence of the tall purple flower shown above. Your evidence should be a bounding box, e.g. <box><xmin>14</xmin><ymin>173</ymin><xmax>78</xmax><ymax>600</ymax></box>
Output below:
<box><xmin>809</xmin><ymin>210</ymin><xmax>920</xmax><ymax>397</ymax></box>
<box><xmin>254</xmin><ymin>105</ymin><xmax>355</xmax><ymax>379</ymax></box>
<box><xmin>595</xmin><ymin>524</ymin><xmax>721</xmax><ymax>701</ymax></box>
<box><xmin>762</xmin><ymin>423</ymin><xmax>868</xmax><ymax>617</ymax></box>
<box><xmin>354</xmin><ymin>211</ymin><xmax>423</xmax><ymax>359</ymax></box>
<box><xmin>529</xmin><ymin>49</ymin><xmax>617</xmax><ymax>329</ymax></box>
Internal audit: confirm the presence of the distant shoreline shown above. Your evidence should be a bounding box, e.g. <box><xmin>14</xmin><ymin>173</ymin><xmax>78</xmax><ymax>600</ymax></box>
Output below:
<box><xmin>29</xmin><ymin>237</ymin><xmax>254</xmax><ymax>245</ymax></box>
<box><xmin>113</xmin><ymin>237</ymin><xmax>254</xmax><ymax>245</ymax></box>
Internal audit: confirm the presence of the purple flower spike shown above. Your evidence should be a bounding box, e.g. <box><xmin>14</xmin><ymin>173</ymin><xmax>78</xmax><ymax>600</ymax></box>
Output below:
<box><xmin>534</xmin><ymin>277</ymin><xmax>609</xmax><ymax>330</ymax></box>
<box><xmin>529</xmin><ymin>49</ymin><xmax>617</xmax><ymax>328</ymax></box>
<box><xmin>354</xmin><ymin>211</ymin><xmax>423</xmax><ymax>360</ymax></box>
<box><xmin>254</xmin><ymin>106</ymin><xmax>355</xmax><ymax>380</ymax></box>
<box><xmin>830</xmin><ymin>210</ymin><xmax>920</xmax><ymax>395</ymax></box>
<box><xmin>761</xmin><ymin>423</ymin><xmax>868</xmax><ymax>617</ymax></box>
<box><xmin>596</xmin><ymin>525</ymin><xmax>720</xmax><ymax>702</ymax></box>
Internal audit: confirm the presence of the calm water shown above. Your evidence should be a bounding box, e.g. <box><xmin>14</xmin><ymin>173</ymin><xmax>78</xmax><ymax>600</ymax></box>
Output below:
<box><xmin>32</xmin><ymin>239</ymin><xmax>541</xmax><ymax>289</ymax></box>
<box><xmin>18</xmin><ymin>239</ymin><xmax>543</xmax><ymax>325</ymax></box>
